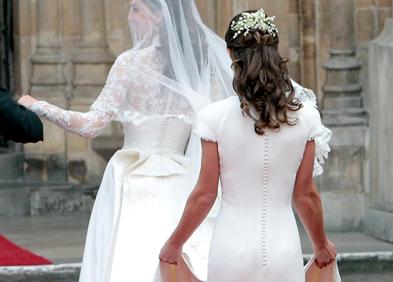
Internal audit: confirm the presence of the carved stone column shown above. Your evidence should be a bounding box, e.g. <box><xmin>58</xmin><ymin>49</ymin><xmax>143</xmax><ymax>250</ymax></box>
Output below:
<box><xmin>70</xmin><ymin>0</ymin><xmax>115</xmax><ymax>182</ymax></box>
<box><xmin>29</xmin><ymin>0</ymin><xmax>68</xmax><ymax>183</ymax></box>
<box><xmin>288</xmin><ymin>0</ymin><xmax>301</xmax><ymax>82</ymax></box>
<box><xmin>322</xmin><ymin>0</ymin><xmax>367</xmax><ymax>125</ymax></box>
<box><xmin>299</xmin><ymin>0</ymin><xmax>317</xmax><ymax>90</ymax></box>
<box><xmin>366</xmin><ymin>19</ymin><xmax>393</xmax><ymax>243</ymax></box>
<box><xmin>322</xmin><ymin>50</ymin><xmax>367</xmax><ymax>125</ymax></box>
<box><xmin>30</xmin><ymin>0</ymin><xmax>66</xmax><ymax>99</ymax></box>
<box><xmin>72</xmin><ymin>0</ymin><xmax>114</xmax><ymax>101</ymax></box>
<box><xmin>317</xmin><ymin>0</ymin><xmax>368</xmax><ymax>231</ymax></box>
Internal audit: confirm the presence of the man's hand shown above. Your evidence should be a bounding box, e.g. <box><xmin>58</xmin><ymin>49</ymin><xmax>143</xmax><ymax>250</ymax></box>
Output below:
<box><xmin>18</xmin><ymin>95</ymin><xmax>38</xmax><ymax>109</ymax></box>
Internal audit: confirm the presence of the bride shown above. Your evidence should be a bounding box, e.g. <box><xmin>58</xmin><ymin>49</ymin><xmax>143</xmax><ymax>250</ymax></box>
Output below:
<box><xmin>19</xmin><ymin>0</ymin><xmax>233</xmax><ymax>281</ymax></box>
<box><xmin>19</xmin><ymin>1</ymin><xmax>332</xmax><ymax>281</ymax></box>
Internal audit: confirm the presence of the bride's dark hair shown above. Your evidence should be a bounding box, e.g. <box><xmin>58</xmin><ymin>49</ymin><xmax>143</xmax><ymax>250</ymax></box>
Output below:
<box><xmin>225</xmin><ymin>10</ymin><xmax>301</xmax><ymax>135</ymax></box>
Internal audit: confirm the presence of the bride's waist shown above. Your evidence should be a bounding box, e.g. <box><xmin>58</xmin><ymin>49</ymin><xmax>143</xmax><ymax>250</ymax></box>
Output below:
<box><xmin>112</xmin><ymin>146</ymin><xmax>190</xmax><ymax>177</ymax></box>
<box><xmin>122</xmin><ymin>142</ymin><xmax>187</xmax><ymax>156</ymax></box>
<box><xmin>122</xmin><ymin>131</ymin><xmax>189</xmax><ymax>156</ymax></box>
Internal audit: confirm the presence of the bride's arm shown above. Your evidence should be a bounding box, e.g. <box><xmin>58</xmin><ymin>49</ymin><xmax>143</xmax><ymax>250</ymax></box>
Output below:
<box><xmin>18</xmin><ymin>97</ymin><xmax>115</xmax><ymax>139</ymax></box>
<box><xmin>292</xmin><ymin>140</ymin><xmax>337</xmax><ymax>268</ymax></box>
<box><xmin>18</xmin><ymin>54</ymin><xmax>129</xmax><ymax>139</ymax></box>
<box><xmin>159</xmin><ymin>140</ymin><xmax>220</xmax><ymax>264</ymax></box>
<box><xmin>19</xmin><ymin>95</ymin><xmax>113</xmax><ymax>138</ymax></box>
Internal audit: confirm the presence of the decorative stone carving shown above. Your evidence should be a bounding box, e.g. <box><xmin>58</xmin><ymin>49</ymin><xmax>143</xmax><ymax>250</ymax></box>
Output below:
<box><xmin>321</xmin><ymin>0</ymin><xmax>367</xmax><ymax>126</ymax></box>
<box><xmin>322</xmin><ymin>49</ymin><xmax>367</xmax><ymax>126</ymax></box>
<box><xmin>318</xmin><ymin>0</ymin><xmax>368</xmax><ymax>231</ymax></box>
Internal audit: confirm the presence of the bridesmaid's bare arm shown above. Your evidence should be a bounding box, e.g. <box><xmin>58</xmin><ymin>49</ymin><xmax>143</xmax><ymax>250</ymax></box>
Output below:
<box><xmin>292</xmin><ymin>140</ymin><xmax>337</xmax><ymax>268</ymax></box>
<box><xmin>160</xmin><ymin>140</ymin><xmax>219</xmax><ymax>264</ymax></box>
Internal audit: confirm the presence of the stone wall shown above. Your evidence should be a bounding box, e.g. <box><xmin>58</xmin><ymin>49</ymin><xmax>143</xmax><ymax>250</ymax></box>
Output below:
<box><xmin>13</xmin><ymin>0</ymin><xmax>299</xmax><ymax>184</ymax></box>
<box><xmin>366</xmin><ymin>18</ymin><xmax>393</xmax><ymax>242</ymax></box>
<box><xmin>10</xmin><ymin>0</ymin><xmax>393</xmax><ymax>233</ymax></box>
<box><xmin>355</xmin><ymin>0</ymin><xmax>392</xmax><ymax>109</ymax></box>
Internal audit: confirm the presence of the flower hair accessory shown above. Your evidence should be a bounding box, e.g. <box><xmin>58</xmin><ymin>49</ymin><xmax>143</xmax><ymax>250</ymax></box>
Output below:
<box><xmin>231</xmin><ymin>9</ymin><xmax>278</xmax><ymax>39</ymax></box>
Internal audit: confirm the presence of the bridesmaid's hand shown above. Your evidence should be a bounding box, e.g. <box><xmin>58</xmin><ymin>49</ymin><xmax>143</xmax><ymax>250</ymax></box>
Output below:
<box><xmin>159</xmin><ymin>240</ymin><xmax>182</xmax><ymax>265</ymax></box>
<box><xmin>18</xmin><ymin>95</ymin><xmax>38</xmax><ymax>109</ymax></box>
<box><xmin>314</xmin><ymin>239</ymin><xmax>337</xmax><ymax>269</ymax></box>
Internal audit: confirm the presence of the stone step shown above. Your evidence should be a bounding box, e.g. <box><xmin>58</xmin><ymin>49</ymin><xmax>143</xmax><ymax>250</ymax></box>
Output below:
<box><xmin>0</xmin><ymin>264</ymin><xmax>80</xmax><ymax>282</ymax></box>
<box><xmin>0</xmin><ymin>182</ymin><xmax>99</xmax><ymax>216</ymax></box>
<box><xmin>0</xmin><ymin>253</ymin><xmax>392</xmax><ymax>282</ymax></box>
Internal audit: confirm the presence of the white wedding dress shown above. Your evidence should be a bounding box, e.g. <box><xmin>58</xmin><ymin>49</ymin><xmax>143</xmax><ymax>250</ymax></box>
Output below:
<box><xmin>194</xmin><ymin>96</ymin><xmax>331</xmax><ymax>282</ymax></box>
<box><xmin>30</xmin><ymin>47</ymin><xmax>216</xmax><ymax>282</ymax></box>
<box><xmin>28</xmin><ymin>0</ymin><xmax>237</xmax><ymax>279</ymax></box>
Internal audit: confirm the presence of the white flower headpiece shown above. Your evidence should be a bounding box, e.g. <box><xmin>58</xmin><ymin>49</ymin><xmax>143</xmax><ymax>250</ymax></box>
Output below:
<box><xmin>231</xmin><ymin>9</ymin><xmax>278</xmax><ymax>39</ymax></box>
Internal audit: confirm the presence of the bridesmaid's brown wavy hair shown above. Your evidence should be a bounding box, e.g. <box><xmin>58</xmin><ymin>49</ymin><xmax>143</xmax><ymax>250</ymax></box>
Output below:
<box><xmin>225</xmin><ymin>10</ymin><xmax>301</xmax><ymax>135</ymax></box>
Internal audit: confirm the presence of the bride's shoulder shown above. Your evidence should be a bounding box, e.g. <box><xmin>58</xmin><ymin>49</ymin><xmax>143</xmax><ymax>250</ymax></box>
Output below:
<box><xmin>115</xmin><ymin>49</ymin><xmax>148</xmax><ymax>64</ymax></box>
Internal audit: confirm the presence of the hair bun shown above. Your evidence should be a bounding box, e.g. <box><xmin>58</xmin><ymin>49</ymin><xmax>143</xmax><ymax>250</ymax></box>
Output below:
<box><xmin>225</xmin><ymin>10</ymin><xmax>302</xmax><ymax>136</ymax></box>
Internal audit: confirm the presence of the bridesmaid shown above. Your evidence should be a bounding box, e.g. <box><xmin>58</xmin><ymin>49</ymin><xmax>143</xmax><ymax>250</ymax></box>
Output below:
<box><xmin>160</xmin><ymin>9</ymin><xmax>337</xmax><ymax>282</ymax></box>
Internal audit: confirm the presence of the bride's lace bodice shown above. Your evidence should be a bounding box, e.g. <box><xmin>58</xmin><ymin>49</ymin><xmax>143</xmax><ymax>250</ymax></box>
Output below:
<box><xmin>122</xmin><ymin>116</ymin><xmax>192</xmax><ymax>156</ymax></box>
<box><xmin>30</xmin><ymin>47</ymin><xmax>195</xmax><ymax>140</ymax></box>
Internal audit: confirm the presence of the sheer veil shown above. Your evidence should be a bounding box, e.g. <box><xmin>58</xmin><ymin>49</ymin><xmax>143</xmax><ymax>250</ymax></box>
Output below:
<box><xmin>113</xmin><ymin>0</ymin><xmax>330</xmax><ymax>197</ymax></box>
<box><xmin>124</xmin><ymin>0</ymin><xmax>234</xmax><ymax>114</ymax></box>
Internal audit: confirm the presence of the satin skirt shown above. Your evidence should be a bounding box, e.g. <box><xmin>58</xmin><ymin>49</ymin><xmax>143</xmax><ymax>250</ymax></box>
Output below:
<box><xmin>78</xmin><ymin>149</ymin><xmax>213</xmax><ymax>282</ymax></box>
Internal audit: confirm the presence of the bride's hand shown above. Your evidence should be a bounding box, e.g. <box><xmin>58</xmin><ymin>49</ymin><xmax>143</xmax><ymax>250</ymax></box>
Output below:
<box><xmin>314</xmin><ymin>239</ymin><xmax>337</xmax><ymax>269</ymax></box>
<box><xmin>18</xmin><ymin>95</ymin><xmax>38</xmax><ymax>109</ymax></box>
<box><xmin>159</xmin><ymin>240</ymin><xmax>182</xmax><ymax>265</ymax></box>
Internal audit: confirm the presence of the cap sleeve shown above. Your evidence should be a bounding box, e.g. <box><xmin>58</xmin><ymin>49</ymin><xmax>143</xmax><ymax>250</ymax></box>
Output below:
<box><xmin>306</xmin><ymin>103</ymin><xmax>332</xmax><ymax>176</ymax></box>
<box><xmin>193</xmin><ymin>104</ymin><xmax>218</xmax><ymax>142</ymax></box>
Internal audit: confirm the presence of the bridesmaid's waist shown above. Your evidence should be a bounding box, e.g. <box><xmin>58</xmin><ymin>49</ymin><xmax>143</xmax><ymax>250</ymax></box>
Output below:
<box><xmin>219</xmin><ymin>202</ymin><xmax>293</xmax><ymax>216</ymax></box>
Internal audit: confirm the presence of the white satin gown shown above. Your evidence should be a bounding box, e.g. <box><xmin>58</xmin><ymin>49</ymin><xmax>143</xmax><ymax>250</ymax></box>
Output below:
<box><xmin>194</xmin><ymin>96</ymin><xmax>331</xmax><ymax>282</ymax></box>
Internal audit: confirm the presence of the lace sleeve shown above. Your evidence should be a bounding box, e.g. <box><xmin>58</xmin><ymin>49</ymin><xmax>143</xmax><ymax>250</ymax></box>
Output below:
<box><xmin>29</xmin><ymin>53</ymin><xmax>129</xmax><ymax>139</ymax></box>
<box><xmin>30</xmin><ymin>101</ymin><xmax>113</xmax><ymax>139</ymax></box>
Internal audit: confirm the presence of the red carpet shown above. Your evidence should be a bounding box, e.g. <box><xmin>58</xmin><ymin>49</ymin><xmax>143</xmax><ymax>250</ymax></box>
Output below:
<box><xmin>0</xmin><ymin>235</ymin><xmax>52</xmax><ymax>266</ymax></box>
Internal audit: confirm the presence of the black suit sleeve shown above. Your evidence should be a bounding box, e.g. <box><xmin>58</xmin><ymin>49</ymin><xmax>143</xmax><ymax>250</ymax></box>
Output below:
<box><xmin>0</xmin><ymin>89</ymin><xmax>44</xmax><ymax>143</ymax></box>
